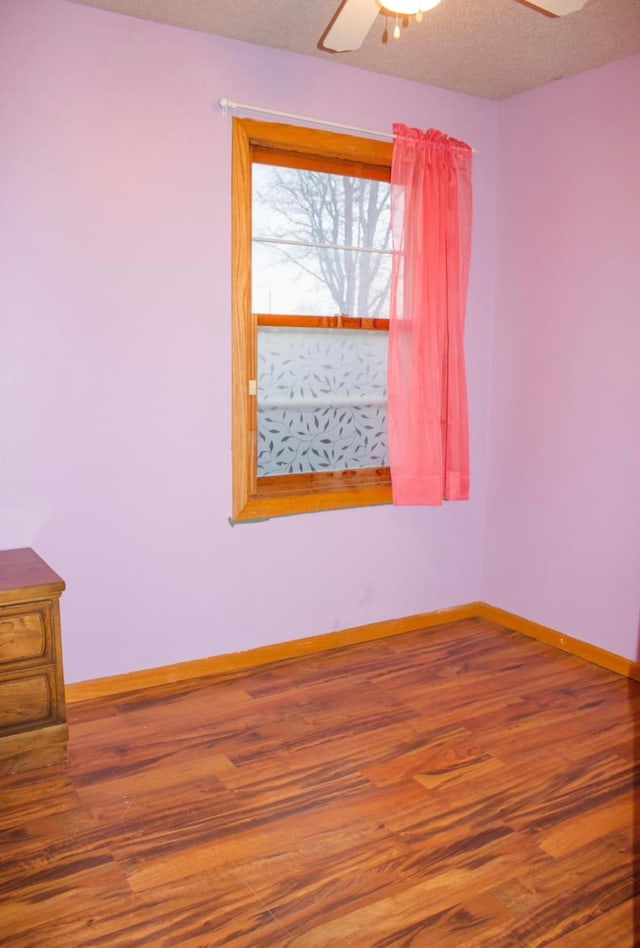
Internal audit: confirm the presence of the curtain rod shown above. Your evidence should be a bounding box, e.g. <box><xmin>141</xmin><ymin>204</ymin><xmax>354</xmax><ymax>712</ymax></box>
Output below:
<box><xmin>218</xmin><ymin>98</ymin><xmax>393</xmax><ymax>140</ymax></box>
<box><xmin>218</xmin><ymin>98</ymin><xmax>477</xmax><ymax>152</ymax></box>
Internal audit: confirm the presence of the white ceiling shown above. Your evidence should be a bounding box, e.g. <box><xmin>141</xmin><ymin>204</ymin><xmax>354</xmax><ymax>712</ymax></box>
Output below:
<box><xmin>70</xmin><ymin>0</ymin><xmax>640</xmax><ymax>100</ymax></box>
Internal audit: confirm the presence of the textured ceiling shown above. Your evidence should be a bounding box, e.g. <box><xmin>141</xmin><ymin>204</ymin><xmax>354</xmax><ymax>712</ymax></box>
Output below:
<box><xmin>69</xmin><ymin>0</ymin><xmax>640</xmax><ymax>99</ymax></box>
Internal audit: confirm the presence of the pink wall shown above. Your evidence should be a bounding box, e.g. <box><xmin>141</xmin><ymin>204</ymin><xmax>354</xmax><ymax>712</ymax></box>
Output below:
<box><xmin>0</xmin><ymin>0</ymin><xmax>498</xmax><ymax>682</ymax></box>
<box><xmin>485</xmin><ymin>55</ymin><xmax>640</xmax><ymax>661</ymax></box>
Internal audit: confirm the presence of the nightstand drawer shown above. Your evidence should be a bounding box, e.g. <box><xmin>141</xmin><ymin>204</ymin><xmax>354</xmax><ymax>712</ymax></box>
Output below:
<box><xmin>0</xmin><ymin>604</ymin><xmax>51</xmax><ymax>665</ymax></box>
<box><xmin>0</xmin><ymin>669</ymin><xmax>56</xmax><ymax>733</ymax></box>
<box><xmin>0</xmin><ymin>549</ymin><xmax>66</xmax><ymax>771</ymax></box>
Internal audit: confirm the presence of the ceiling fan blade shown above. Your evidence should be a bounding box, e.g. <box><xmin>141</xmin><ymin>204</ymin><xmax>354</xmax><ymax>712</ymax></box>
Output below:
<box><xmin>321</xmin><ymin>0</ymin><xmax>381</xmax><ymax>52</ymax></box>
<box><xmin>521</xmin><ymin>0</ymin><xmax>588</xmax><ymax>15</ymax></box>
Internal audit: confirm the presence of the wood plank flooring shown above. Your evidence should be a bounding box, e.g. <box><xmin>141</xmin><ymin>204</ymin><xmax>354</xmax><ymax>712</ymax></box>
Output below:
<box><xmin>1</xmin><ymin>617</ymin><xmax>639</xmax><ymax>946</ymax></box>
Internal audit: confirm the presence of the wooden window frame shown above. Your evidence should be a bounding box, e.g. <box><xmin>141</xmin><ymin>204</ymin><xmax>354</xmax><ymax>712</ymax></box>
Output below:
<box><xmin>232</xmin><ymin>118</ymin><xmax>393</xmax><ymax>521</ymax></box>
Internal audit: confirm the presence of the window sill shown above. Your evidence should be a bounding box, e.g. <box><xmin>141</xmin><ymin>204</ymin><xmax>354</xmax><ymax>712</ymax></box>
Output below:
<box><xmin>233</xmin><ymin>469</ymin><xmax>392</xmax><ymax>520</ymax></box>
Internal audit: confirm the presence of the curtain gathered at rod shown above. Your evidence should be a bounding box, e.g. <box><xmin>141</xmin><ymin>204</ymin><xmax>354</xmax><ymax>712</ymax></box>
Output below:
<box><xmin>387</xmin><ymin>123</ymin><xmax>474</xmax><ymax>506</ymax></box>
<box><xmin>218</xmin><ymin>98</ymin><xmax>478</xmax><ymax>151</ymax></box>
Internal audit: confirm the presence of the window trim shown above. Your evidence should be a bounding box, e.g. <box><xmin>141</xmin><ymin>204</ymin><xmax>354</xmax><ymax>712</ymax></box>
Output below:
<box><xmin>231</xmin><ymin>118</ymin><xmax>393</xmax><ymax>521</ymax></box>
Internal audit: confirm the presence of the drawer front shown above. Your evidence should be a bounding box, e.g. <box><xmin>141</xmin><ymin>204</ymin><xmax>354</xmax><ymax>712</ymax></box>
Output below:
<box><xmin>0</xmin><ymin>670</ymin><xmax>55</xmax><ymax>733</ymax></box>
<box><xmin>0</xmin><ymin>603</ymin><xmax>52</xmax><ymax>666</ymax></box>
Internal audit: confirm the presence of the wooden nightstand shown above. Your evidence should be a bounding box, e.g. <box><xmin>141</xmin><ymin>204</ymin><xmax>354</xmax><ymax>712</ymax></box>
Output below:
<box><xmin>0</xmin><ymin>548</ymin><xmax>67</xmax><ymax>774</ymax></box>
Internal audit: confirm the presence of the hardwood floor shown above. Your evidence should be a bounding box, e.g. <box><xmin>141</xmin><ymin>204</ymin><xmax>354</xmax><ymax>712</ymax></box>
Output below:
<box><xmin>1</xmin><ymin>617</ymin><xmax>639</xmax><ymax>946</ymax></box>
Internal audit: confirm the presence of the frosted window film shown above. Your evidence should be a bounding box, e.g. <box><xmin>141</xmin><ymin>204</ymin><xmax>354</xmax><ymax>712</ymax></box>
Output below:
<box><xmin>258</xmin><ymin>327</ymin><xmax>389</xmax><ymax>476</ymax></box>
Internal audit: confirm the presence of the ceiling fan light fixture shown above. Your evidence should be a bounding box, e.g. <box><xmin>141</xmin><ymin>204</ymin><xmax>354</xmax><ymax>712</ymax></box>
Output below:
<box><xmin>379</xmin><ymin>0</ymin><xmax>442</xmax><ymax>16</ymax></box>
<box><xmin>322</xmin><ymin>0</ymin><xmax>590</xmax><ymax>56</ymax></box>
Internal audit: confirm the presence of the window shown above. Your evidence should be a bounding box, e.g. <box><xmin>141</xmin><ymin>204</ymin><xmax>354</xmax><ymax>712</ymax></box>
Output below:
<box><xmin>232</xmin><ymin>119</ymin><xmax>393</xmax><ymax>520</ymax></box>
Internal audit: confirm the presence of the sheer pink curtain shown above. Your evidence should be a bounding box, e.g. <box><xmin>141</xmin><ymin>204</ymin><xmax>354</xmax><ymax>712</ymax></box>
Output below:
<box><xmin>387</xmin><ymin>124</ymin><xmax>473</xmax><ymax>506</ymax></box>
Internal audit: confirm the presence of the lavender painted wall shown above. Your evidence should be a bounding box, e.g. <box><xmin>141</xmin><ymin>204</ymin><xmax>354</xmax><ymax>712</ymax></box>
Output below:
<box><xmin>1</xmin><ymin>0</ymin><xmax>497</xmax><ymax>682</ymax></box>
<box><xmin>485</xmin><ymin>55</ymin><xmax>640</xmax><ymax>661</ymax></box>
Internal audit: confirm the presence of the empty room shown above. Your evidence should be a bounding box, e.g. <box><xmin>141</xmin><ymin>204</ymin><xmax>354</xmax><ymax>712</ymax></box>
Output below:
<box><xmin>1</xmin><ymin>0</ymin><xmax>639</xmax><ymax>944</ymax></box>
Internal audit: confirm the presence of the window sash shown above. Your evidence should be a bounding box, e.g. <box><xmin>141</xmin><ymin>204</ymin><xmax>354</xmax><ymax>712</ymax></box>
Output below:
<box><xmin>251</xmin><ymin>162</ymin><xmax>392</xmax><ymax>320</ymax></box>
<box><xmin>232</xmin><ymin>118</ymin><xmax>393</xmax><ymax>520</ymax></box>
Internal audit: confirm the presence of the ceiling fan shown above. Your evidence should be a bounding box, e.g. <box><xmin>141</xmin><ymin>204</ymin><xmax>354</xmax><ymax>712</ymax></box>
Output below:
<box><xmin>321</xmin><ymin>0</ymin><xmax>589</xmax><ymax>52</ymax></box>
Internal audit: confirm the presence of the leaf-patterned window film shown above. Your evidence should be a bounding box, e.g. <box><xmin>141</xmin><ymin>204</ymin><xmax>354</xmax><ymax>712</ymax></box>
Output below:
<box><xmin>232</xmin><ymin>118</ymin><xmax>394</xmax><ymax>519</ymax></box>
<box><xmin>258</xmin><ymin>328</ymin><xmax>389</xmax><ymax>476</ymax></box>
